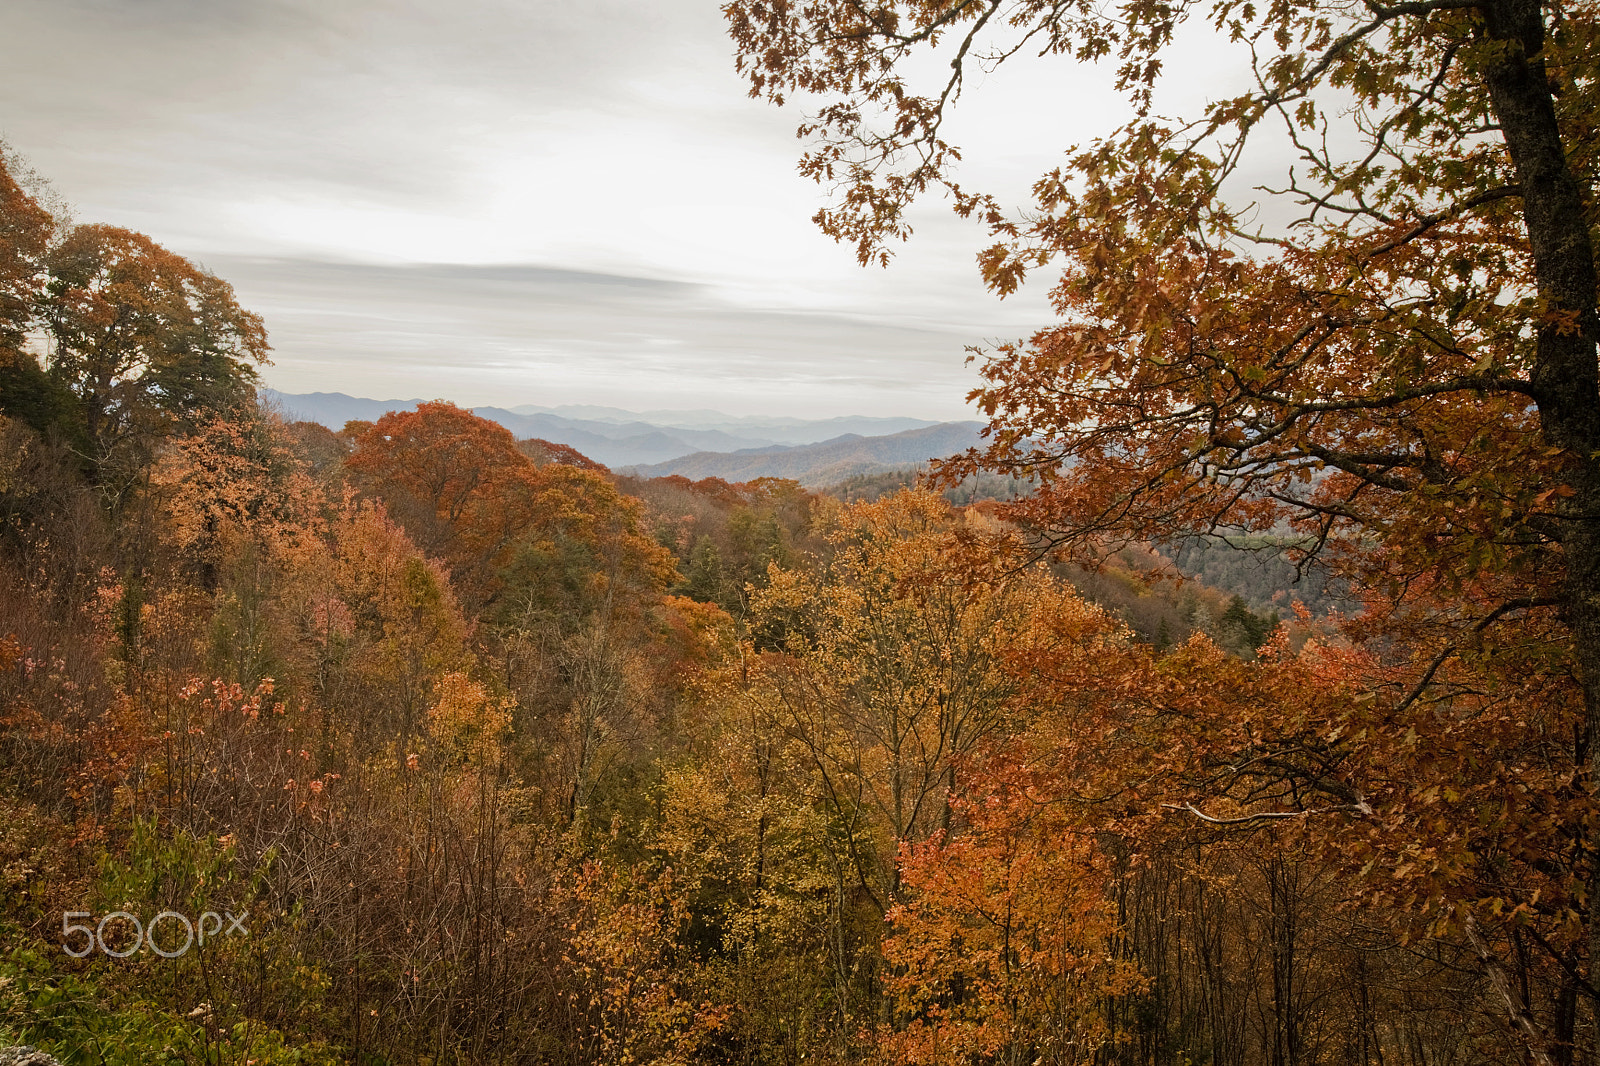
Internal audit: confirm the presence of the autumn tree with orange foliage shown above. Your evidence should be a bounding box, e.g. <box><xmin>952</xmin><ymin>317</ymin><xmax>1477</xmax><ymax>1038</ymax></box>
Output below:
<box><xmin>883</xmin><ymin>771</ymin><xmax>1141</xmax><ymax>1066</ymax></box>
<box><xmin>346</xmin><ymin>401</ymin><xmax>688</xmax><ymax>828</ymax></box>
<box><xmin>985</xmin><ymin>607</ymin><xmax>1584</xmax><ymax>1060</ymax></box>
<box><xmin>347</xmin><ymin>400</ymin><xmax>675</xmax><ymax>616</ymax></box>
<box><xmin>150</xmin><ymin>413</ymin><xmax>320</xmax><ymax>592</ymax></box>
<box><xmin>344</xmin><ymin>401</ymin><xmax>529</xmax><ymax>555</ymax></box>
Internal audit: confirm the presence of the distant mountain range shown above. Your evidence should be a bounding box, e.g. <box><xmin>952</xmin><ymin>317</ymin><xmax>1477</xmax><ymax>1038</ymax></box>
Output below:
<box><xmin>264</xmin><ymin>390</ymin><xmax>967</xmax><ymax>474</ymax></box>
<box><xmin>620</xmin><ymin>422</ymin><xmax>988</xmax><ymax>487</ymax></box>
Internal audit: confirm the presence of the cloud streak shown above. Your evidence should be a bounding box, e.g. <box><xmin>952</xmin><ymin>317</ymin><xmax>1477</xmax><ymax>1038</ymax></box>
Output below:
<box><xmin>219</xmin><ymin>257</ymin><xmax>1000</xmax><ymax>418</ymax></box>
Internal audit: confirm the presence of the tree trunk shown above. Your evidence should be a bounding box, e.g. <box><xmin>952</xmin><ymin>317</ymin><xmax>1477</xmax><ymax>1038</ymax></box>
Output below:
<box><xmin>1463</xmin><ymin>911</ymin><xmax>1561</xmax><ymax>1066</ymax></box>
<box><xmin>1480</xmin><ymin>0</ymin><xmax>1600</xmax><ymax>1025</ymax></box>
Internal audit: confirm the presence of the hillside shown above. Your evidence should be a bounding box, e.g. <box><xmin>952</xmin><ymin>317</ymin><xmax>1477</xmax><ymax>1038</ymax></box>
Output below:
<box><xmin>623</xmin><ymin>421</ymin><xmax>987</xmax><ymax>486</ymax></box>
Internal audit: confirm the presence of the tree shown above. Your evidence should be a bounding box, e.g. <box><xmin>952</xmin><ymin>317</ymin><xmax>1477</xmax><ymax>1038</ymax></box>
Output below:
<box><xmin>882</xmin><ymin>769</ymin><xmax>1141</xmax><ymax>1066</ymax></box>
<box><xmin>347</xmin><ymin>401</ymin><xmax>675</xmax><ymax>615</ymax></box>
<box><xmin>725</xmin><ymin>0</ymin><xmax>1599</xmax><ymax>624</ymax></box>
<box><xmin>0</xmin><ymin>154</ymin><xmax>83</xmax><ymax>453</ymax></box>
<box><xmin>681</xmin><ymin>534</ymin><xmax>729</xmax><ymax>605</ymax></box>
<box><xmin>0</xmin><ymin>151</ymin><xmax>52</xmax><ymax>364</ymax></box>
<box><xmin>150</xmin><ymin>412</ymin><xmax>319</xmax><ymax>589</ymax></box>
<box><xmin>745</xmin><ymin>491</ymin><xmax>1073</xmax><ymax>927</ymax></box>
<box><xmin>728</xmin><ymin>0</ymin><xmax>1600</xmax><ymax>1051</ymax></box>
<box><xmin>346</xmin><ymin>401</ymin><xmax>528</xmax><ymax>550</ymax></box>
<box><xmin>34</xmin><ymin>224</ymin><xmax>269</xmax><ymax>483</ymax></box>
<box><xmin>291</xmin><ymin>498</ymin><xmax>473</xmax><ymax>747</ymax></box>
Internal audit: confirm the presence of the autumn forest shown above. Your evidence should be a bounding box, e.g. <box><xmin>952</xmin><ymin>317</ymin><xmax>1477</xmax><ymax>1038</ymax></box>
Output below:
<box><xmin>3</xmin><ymin>0</ymin><xmax>1600</xmax><ymax>1063</ymax></box>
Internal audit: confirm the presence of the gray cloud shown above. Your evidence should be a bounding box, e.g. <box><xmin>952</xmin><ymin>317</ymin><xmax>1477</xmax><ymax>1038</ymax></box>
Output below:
<box><xmin>2</xmin><ymin>0</ymin><xmax>1076</xmax><ymax>418</ymax></box>
<box><xmin>3</xmin><ymin>0</ymin><xmax>760</xmax><ymax>201</ymax></box>
<box><xmin>216</xmin><ymin>257</ymin><xmax>997</xmax><ymax>419</ymax></box>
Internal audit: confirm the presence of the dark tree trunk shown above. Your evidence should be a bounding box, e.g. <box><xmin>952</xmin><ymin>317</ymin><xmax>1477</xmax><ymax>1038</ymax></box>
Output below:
<box><xmin>1480</xmin><ymin>0</ymin><xmax>1600</xmax><ymax>1025</ymax></box>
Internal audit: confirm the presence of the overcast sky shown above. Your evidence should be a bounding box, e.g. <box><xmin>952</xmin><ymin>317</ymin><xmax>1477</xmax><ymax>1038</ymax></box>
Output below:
<box><xmin>0</xmin><ymin>0</ymin><xmax>1242</xmax><ymax>419</ymax></box>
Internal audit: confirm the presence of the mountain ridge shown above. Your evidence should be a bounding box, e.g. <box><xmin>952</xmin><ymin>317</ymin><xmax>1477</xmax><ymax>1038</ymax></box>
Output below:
<box><xmin>620</xmin><ymin>422</ymin><xmax>987</xmax><ymax>487</ymax></box>
<box><xmin>263</xmin><ymin>390</ymin><xmax>960</xmax><ymax>470</ymax></box>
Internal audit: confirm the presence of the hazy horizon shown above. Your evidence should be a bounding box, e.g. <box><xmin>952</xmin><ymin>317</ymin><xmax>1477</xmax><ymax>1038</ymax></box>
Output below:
<box><xmin>263</xmin><ymin>387</ymin><xmax>957</xmax><ymax>428</ymax></box>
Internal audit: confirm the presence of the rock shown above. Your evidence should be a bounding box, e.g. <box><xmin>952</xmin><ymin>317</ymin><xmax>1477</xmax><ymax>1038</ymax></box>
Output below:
<box><xmin>0</xmin><ymin>1048</ymin><xmax>64</xmax><ymax>1066</ymax></box>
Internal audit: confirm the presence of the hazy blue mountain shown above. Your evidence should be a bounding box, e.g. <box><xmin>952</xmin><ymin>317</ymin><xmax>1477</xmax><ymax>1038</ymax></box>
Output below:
<box><xmin>264</xmin><ymin>391</ymin><xmax>429</xmax><ymax>427</ymax></box>
<box><xmin>469</xmin><ymin>408</ymin><xmax>775</xmax><ymax>465</ymax></box>
<box><xmin>264</xmin><ymin>390</ymin><xmax>951</xmax><ymax>468</ymax></box>
<box><xmin>503</xmin><ymin>402</ymin><xmax>941</xmax><ymax>442</ymax></box>
<box><xmin>622</xmin><ymin>422</ymin><xmax>988</xmax><ymax>487</ymax></box>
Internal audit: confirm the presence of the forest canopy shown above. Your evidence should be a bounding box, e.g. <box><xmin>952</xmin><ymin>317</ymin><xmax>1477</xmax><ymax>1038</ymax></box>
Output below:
<box><xmin>1</xmin><ymin>0</ymin><xmax>1599</xmax><ymax>1055</ymax></box>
